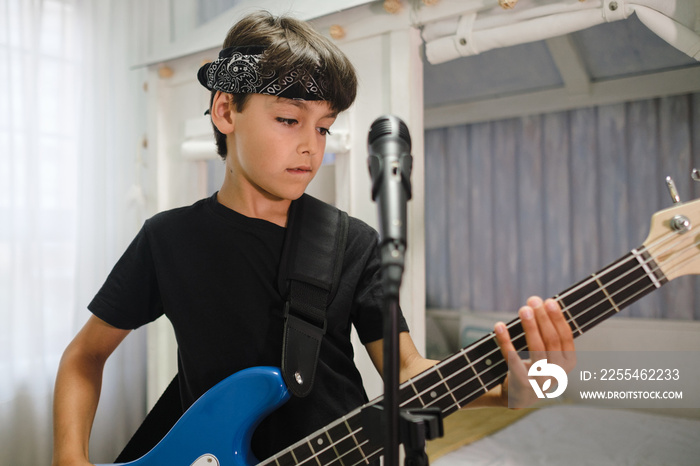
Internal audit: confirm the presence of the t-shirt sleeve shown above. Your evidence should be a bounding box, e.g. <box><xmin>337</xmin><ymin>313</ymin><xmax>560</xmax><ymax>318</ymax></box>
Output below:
<box><xmin>350</xmin><ymin>221</ymin><xmax>409</xmax><ymax>345</ymax></box>
<box><xmin>88</xmin><ymin>221</ymin><xmax>164</xmax><ymax>330</ymax></box>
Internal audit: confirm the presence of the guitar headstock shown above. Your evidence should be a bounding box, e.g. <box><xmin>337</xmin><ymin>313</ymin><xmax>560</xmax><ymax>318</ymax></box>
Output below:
<box><xmin>643</xmin><ymin>194</ymin><xmax>700</xmax><ymax>282</ymax></box>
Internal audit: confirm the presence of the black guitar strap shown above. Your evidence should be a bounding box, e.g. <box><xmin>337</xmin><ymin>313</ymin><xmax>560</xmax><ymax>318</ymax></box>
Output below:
<box><xmin>277</xmin><ymin>194</ymin><xmax>349</xmax><ymax>398</ymax></box>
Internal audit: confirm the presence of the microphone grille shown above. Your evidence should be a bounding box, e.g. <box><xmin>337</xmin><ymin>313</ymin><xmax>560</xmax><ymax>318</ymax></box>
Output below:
<box><xmin>368</xmin><ymin>115</ymin><xmax>411</xmax><ymax>148</ymax></box>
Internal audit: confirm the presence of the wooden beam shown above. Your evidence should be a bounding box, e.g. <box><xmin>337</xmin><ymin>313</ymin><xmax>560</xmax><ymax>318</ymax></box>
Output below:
<box><xmin>545</xmin><ymin>35</ymin><xmax>591</xmax><ymax>96</ymax></box>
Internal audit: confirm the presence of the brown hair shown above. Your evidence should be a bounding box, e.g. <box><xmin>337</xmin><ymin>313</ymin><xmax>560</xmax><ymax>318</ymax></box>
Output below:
<box><xmin>210</xmin><ymin>11</ymin><xmax>358</xmax><ymax>159</ymax></box>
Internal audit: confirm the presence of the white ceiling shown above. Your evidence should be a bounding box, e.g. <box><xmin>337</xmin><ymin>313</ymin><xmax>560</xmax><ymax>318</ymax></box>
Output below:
<box><xmin>423</xmin><ymin>13</ymin><xmax>700</xmax><ymax>127</ymax></box>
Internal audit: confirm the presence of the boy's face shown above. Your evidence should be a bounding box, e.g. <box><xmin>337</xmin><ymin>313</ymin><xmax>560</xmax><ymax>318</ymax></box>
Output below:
<box><xmin>226</xmin><ymin>94</ymin><xmax>337</xmax><ymax>202</ymax></box>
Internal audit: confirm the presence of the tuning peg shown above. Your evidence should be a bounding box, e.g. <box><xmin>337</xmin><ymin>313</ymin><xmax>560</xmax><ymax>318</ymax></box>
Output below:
<box><xmin>665</xmin><ymin>176</ymin><xmax>681</xmax><ymax>204</ymax></box>
<box><xmin>692</xmin><ymin>168</ymin><xmax>700</xmax><ymax>182</ymax></box>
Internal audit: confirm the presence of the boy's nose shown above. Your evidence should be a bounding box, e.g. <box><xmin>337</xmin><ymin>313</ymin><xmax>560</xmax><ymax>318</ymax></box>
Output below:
<box><xmin>299</xmin><ymin>128</ymin><xmax>320</xmax><ymax>155</ymax></box>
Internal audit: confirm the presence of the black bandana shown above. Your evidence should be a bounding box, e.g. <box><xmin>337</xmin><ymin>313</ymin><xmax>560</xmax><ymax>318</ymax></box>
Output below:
<box><xmin>197</xmin><ymin>45</ymin><xmax>328</xmax><ymax>101</ymax></box>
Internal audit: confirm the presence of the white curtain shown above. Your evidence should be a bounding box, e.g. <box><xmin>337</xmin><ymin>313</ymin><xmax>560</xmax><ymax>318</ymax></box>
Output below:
<box><xmin>0</xmin><ymin>0</ymin><xmax>148</xmax><ymax>464</ymax></box>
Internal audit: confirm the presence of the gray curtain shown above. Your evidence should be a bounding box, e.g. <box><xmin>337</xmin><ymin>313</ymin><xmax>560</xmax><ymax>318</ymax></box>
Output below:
<box><xmin>425</xmin><ymin>93</ymin><xmax>700</xmax><ymax>320</ymax></box>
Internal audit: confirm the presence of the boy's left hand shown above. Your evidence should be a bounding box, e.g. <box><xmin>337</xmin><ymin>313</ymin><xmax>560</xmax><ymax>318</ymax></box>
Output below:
<box><xmin>494</xmin><ymin>296</ymin><xmax>576</xmax><ymax>408</ymax></box>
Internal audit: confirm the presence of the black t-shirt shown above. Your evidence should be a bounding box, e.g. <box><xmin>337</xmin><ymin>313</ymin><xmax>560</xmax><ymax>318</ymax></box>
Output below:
<box><xmin>88</xmin><ymin>193</ymin><xmax>408</xmax><ymax>460</ymax></box>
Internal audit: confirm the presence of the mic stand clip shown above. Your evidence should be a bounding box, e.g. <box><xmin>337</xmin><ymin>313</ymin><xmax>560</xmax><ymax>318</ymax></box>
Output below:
<box><xmin>361</xmin><ymin>403</ymin><xmax>444</xmax><ymax>466</ymax></box>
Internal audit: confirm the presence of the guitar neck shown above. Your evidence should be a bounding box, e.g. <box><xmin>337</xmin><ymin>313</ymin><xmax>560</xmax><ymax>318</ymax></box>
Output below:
<box><xmin>403</xmin><ymin>247</ymin><xmax>667</xmax><ymax>416</ymax></box>
<box><xmin>261</xmin><ymin>246</ymin><xmax>668</xmax><ymax>466</ymax></box>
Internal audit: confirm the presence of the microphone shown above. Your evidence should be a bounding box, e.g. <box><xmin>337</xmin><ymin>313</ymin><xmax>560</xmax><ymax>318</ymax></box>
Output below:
<box><xmin>367</xmin><ymin>115</ymin><xmax>413</xmax><ymax>294</ymax></box>
<box><xmin>367</xmin><ymin>115</ymin><xmax>413</xmax><ymax>247</ymax></box>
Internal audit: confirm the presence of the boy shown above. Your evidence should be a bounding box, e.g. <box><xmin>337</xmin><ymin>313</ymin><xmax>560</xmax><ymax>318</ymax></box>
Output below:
<box><xmin>52</xmin><ymin>10</ymin><xmax>574</xmax><ymax>466</ymax></box>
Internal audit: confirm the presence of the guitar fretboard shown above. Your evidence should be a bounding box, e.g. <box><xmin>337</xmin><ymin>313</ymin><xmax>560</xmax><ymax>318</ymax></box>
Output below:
<box><xmin>262</xmin><ymin>247</ymin><xmax>667</xmax><ymax>466</ymax></box>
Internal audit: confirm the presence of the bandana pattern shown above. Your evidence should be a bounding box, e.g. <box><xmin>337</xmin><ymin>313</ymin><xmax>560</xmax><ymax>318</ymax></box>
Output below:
<box><xmin>198</xmin><ymin>46</ymin><xmax>328</xmax><ymax>101</ymax></box>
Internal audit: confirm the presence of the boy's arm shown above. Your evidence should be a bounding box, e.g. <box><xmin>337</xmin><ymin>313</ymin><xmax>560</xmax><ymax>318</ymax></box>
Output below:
<box><xmin>52</xmin><ymin>315</ymin><xmax>131</xmax><ymax>466</ymax></box>
<box><xmin>365</xmin><ymin>296</ymin><xmax>575</xmax><ymax>409</ymax></box>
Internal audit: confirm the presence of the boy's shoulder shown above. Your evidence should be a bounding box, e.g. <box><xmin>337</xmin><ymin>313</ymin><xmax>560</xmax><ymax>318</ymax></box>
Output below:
<box><xmin>148</xmin><ymin>196</ymin><xmax>212</xmax><ymax>224</ymax></box>
<box><xmin>347</xmin><ymin>214</ymin><xmax>379</xmax><ymax>242</ymax></box>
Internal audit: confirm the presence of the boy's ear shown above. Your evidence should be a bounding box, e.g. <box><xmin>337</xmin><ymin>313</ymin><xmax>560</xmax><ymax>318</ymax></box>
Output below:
<box><xmin>210</xmin><ymin>91</ymin><xmax>235</xmax><ymax>134</ymax></box>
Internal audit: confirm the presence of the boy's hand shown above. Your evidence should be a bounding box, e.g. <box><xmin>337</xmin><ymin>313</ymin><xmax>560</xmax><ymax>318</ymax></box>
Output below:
<box><xmin>494</xmin><ymin>296</ymin><xmax>576</xmax><ymax>408</ymax></box>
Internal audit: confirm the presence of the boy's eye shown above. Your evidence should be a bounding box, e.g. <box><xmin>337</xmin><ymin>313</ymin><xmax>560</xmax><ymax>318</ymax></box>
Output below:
<box><xmin>317</xmin><ymin>127</ymin><xmax>332</xmax><ymax>136</ymax></box>
<box><xmin>276</xmin><ymin>117</ymin><xmax>298</xmax><ymax>126</ymax></box>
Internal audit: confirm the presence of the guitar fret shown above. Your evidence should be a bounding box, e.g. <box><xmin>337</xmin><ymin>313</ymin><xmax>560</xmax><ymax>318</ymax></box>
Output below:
<box><xmin>464</xmin><ymin>335</ymin><xmax>503</xmax><ymax>388</ymax></box>
<box><xmin>334</xmin><ymin>436</ymin><xmax>360</xmax><ymax>466</ymax></box>
<box><xmin>398</xmin><ymin>380</ymin><xmax>419</xmax><ymax>407</ymax></box>
<box><xmin>345</xmin><ymin>413</ymin><xmax>365</xmax><ymax>439</ymax></box>
<box><xmin>336</xmin><ymin>439</ymin><xmax>363</xmax><ymax>466</ymax></box>
<box><xmin>436</xmin><ymin>340</ymin><xmax>500</xmax><ymax>408</ymax></box>
<box><xmin>409</xmin><ymin>370</ymin><xmax>440</xmax><ymax>407</ymax></box>
<box><xmin>474</xmin><ymin>356</ymin><xmax>507</xmax><ymax>388</ymax></box>
<box><xmin>435</xmin><ymin>353</ymin><xmax>471</xmax><ymax>386</ymax></box>
<box><xmin>450</xmin><ymin>350</ymin><xmax>495</xmax><ymax>408</ymax></box>
<box><xmin>559</xmin><ymin>295</ymin><xmax>583</xmax><ymax>336</ymax></box>
<box><xmin>601</xmin><ymin>252</ymin><xmax>658</xmax><ymax>309</ymax></box>
<box><xmin>505</xmin><ymin>321</ymin><xmax>526</xmax><ymax>352</ymax></box>
<box><xmin>324</xmin><ymin>430</ymin><xmax>344</xmax><ymax>466</ymax></box>
<box><xmin>450</xmin><ymin>376</ymin><xmax>490</xmax><ymax>409</ymax></box>
<box><xmin>291</xmin><ymin>442</ymin><xmax>311</xmax><ymax>465</ymax></box>
<box><xmin>412</xmin><ymin>369</ymin><xmax>456</xmax><ymax>413</ymax></box>
<box><xmin>307</xmin><ymin>440</ymin><xmax>323</xmax><ymax>466</ymax></box>
<box><xmin>309</xmin><ymin>432</ymin><xmax>338</xmax><ymax>466</ymax></box>
<box><xmin>362</xmin><ymin>447</ymin><xmax>383</xmax><ymax>466</ymax></box>
<box><xmin>433</xmin><ymin>354</ymin><xmax>471</xmax><ymax>410</ymax></box>
<box><xmin>633</xmin><ymin>248</ymin><xmax>664</xmax><ymax>289</ymax></box>
<box><xmin>350</xmin><ymin>448</ymin><xmax>381</xmax><ymax>466</ymax></box>
<box><xmin>297</xmin><ymin>417</ymin><xmax>360</xmax><ymax>466</ymax></box>
<box><xmin>275</xmin><ymin>451</ymin><xmax>297</xmax><ymax>466</ymax></box>
<box><xmin>351</xmin><ymin>407</ymin><xmax>383</xmax><ymax>456</ymax></box>
<box><xmin>594</xmin><ymin>275</ymin><xmax>622</xmax><ymax>313</ymax></box>
<box><xmin>344</xmin><ymin>416</ymin><xmax>370</xmax><ymax>465</ymax></box>
<box><xmin>558</xmin><ymin>277</ymin><xmax>612</xmax><ymax>332</ymax></box>
<box><xmin>437</xmin><ymin>367</ymin><xmax>460</xmax><ymax>407</ymax></box>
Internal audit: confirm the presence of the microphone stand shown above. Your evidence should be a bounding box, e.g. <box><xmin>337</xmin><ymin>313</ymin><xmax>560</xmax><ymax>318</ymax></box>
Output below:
<box><xmin>365</xmin><ymin>115</ymin><xmax>443</xmax><ymax>466</ymax></box>
<box><xmin>379</xmin><ymin>242</ymin><xmax>405</xmax><ymax>466</ymax></box>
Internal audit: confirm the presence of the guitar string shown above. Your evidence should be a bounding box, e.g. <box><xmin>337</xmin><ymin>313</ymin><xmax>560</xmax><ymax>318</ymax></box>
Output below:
<box><xmin>439</xmin><ymin>236</ymin><xmax>700</xmax><ymax>411</ymax></box>
<box><xmin>415</xmin><ymin>226</ymin><xmax>685</xmax><ymax>397</ymax></box>
<box><xmin>388</xmin><ymin>232</ymin><xmax>694</xmax><ymax>412</ymax></box>
<box><xmin>270</xmin><ymin>230</ymin><xmax>699</xmax><ymax>466</ymax></box>
<box><xmin>396</xmin><ymin>234</ymin><xmax>679</xmax><ymax>408</ymax></box>
<box><xmin>262</xmin><ymin>408</ymin><xmax>380</xmax><ymax>466</ymax></box>
<box><xmin>531</xmin><ymin>228</ymin><xmax>679</xmax><ymax>311</ymax></box>
<box><xmin>575</xmin><ymin>238</ymin><xmax>700</xmax><ymax>335</ymax></box>
<box><xmin>407</xmin><ymin>234</ymin><xmax>700</xmax><ymax>414</ymax></box>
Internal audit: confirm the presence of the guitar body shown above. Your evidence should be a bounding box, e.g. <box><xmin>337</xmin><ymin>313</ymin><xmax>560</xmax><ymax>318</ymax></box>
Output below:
<box><xmin>98</xmin><ymin>366</ymin><xmax>290</xmax><ymax>466</ymax></box>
